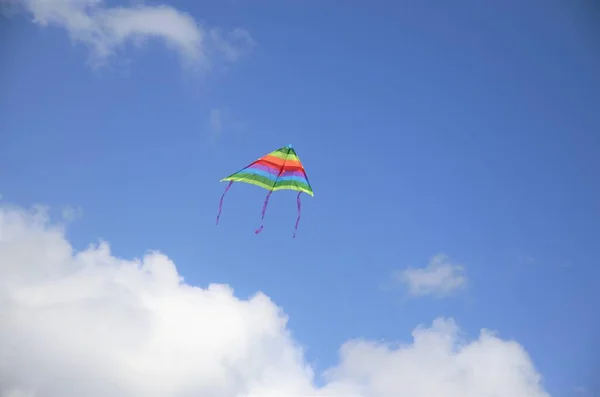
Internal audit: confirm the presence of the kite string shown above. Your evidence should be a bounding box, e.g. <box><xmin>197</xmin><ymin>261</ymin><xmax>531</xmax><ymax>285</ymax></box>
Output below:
<box><xmin>254</xmin><ymin>190</ymin><xmax>273</xmax><ymax>234</ymax></box>
<box><xmin>216</xmin><ymin>180</ymin><xmax>234</xmax><ymax>225</ymax></box>
<box><xmin>293</xmin><ymin>192</ymin><xmax>302</xmax><ymax>238</ymax></box>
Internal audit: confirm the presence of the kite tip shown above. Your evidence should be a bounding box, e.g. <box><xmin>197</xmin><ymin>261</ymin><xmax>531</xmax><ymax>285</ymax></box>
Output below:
<box><xmin>286</xmin><ymin>143</ymin><xmax>293</xmax><ymax>148</ymax></box>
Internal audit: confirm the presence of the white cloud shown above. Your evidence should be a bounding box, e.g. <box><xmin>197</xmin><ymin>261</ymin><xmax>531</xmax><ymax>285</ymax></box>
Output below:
<box><xmin>394</xmin><ymin>253</ymin><xmax>467</xmax><ymax>297</ymax></box>
<box><xmin>0</xmin><ymin>204</ymin><xmax>550</xmax><ymax>397</ymax></box>
<box><xmin>8</xmin><ymin>0</ymin><xmax>254</xmax><ymax>68</ymax></box>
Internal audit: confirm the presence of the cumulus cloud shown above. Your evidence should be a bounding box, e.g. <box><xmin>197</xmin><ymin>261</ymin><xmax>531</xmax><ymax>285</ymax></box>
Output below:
<box><xmin>6</xmin><ymin>0</ymin><xmax>254</xmax><ymax>68</ymax></box>
<box><xmin>0</xmin><ymin>204</ymin><xmax>549</xmax><ymax>397</ymax></box>
<box><xmin>394</xmin><ymin>253</ymin><xmax>467</xmax><ymax>297</ymax></box>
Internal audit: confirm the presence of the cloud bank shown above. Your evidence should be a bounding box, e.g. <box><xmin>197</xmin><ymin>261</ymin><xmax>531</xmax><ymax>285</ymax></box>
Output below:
<box><xmin>7</xmin><ymin>0</ymin><xmax>254</xmax><ymax>68</ymax></box>
<box><xmin>395</xmin><ymin>253</ymin><xmax>467</xmax><ymax>297</ymax></box>
<box><xmin>0</xmin><ymin>204</ymin><xmax>549</xmax><ymax>397</ymax></box>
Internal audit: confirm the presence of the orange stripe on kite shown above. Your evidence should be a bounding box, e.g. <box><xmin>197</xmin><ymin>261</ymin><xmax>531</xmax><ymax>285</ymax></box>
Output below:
<box><xmin>258</xmin><ymin>155</ymin><xmax>303</xmax><ymax>169</ymax></box>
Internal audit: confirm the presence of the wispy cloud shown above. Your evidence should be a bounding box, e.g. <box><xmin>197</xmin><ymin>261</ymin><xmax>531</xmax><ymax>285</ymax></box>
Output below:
<box><xmin>209</xmin><ymin>27</ymin><xmax>256</xmax><ymax>62</ymax></box>
<box><xmin>208</xmin><ymin>108</ymin><xmax>223</xmax><ymax>138</ymax></box>
<box><xmin>206</xmin><ymin>107</ymin><xmax>245</xmax><ymax>142</ymax></box>
<box><xmin>394</xmin><ymin>253</ymin><xmax>467</xmax><ymax>297</ymax></box>
<box><xmin>6</xmin><ymin>0</ymin><xmax>254</xmax><ymax>69</ymax></box>
<box><xmin>61</xmin><ymin>205</ymin><xmax>83</xmax><ymax>222</ymax></box>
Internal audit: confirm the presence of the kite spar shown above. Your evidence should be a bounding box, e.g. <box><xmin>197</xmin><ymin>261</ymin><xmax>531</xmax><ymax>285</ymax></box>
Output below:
<box><xmin>215</xmin><ymin>144</ymin><xmax>314</xmax><ymax>237</ymax></box>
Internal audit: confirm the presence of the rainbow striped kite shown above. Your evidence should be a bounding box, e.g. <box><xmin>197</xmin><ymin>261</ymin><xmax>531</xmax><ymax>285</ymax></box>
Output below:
<box><xmin>215</xmin><ymin>144</ymin><xmax>313</xmax><ymax>237</ymax></box>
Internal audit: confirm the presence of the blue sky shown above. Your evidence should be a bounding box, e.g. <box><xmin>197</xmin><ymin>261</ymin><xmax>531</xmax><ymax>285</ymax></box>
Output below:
<box><xmin>1</xmin><ymin>1</ymin><xmax>598</xmax><ymax>396</ymax></box>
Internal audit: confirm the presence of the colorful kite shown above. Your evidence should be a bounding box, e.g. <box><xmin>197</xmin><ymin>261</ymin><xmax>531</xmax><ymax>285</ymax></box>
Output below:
<box><xmin>215</xmin><ymin>144</ymin><xmax>314</xmax><ymax>237</ymax></box>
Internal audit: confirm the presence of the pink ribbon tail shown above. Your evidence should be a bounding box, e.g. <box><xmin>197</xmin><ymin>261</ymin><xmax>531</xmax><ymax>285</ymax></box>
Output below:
<box><xmin>216</xmin><ymin>181</ymin><xmax>233</xmax><ymax>225</ymax></box>
<box><xmin>293</xmin><ymin>192</ymin><xmax>302</xmax><ymax>238</ymax></box>
<box><xmin>255</xmin><ymin>190</ymin><xmax>273</xmax><ymax>234</ymax></box>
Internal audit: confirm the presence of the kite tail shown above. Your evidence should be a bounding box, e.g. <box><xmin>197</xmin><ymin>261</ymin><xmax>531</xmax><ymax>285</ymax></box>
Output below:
<box><xmin>216</xmin><ymin>180</ymin><xmax>233</xmax><ymax>225</ymax></box>
<box><xmin>293</xmin><ymin>192</ymin><xmax>302</xmax><ymax>238</ymax></box>
<box><xmin>255</xmin><ymin>190</ymin><xmax>273</xmax><ymax>234</ymax></box>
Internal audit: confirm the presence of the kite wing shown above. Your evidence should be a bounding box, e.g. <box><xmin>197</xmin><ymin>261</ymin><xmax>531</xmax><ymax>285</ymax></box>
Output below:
<box><xmin>216</xmin><ymin>144</ymin><xmax>313</xmax><ymax>237</ymax></box>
